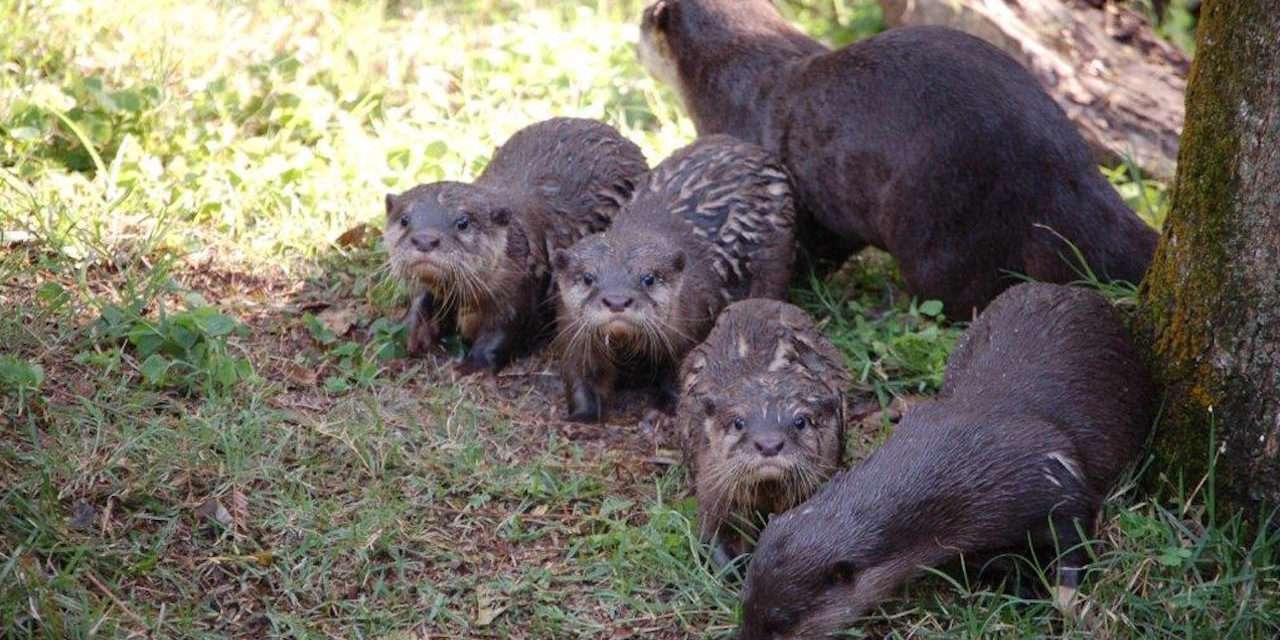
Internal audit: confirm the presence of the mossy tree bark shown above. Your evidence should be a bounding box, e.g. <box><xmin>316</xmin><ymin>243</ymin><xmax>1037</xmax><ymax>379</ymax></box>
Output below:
<box><xmin>1139</xmin><ymin>0</ymin><xmax>1280</xmax><ymax>516</ymax></box>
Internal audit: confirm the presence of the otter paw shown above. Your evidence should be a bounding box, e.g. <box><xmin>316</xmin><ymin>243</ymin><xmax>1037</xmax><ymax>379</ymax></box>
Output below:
<box><xmin>566</xmin><ymin>406</ymin><xmax>603</xmax><ymax>424</ymax></box>
<box><xmin>454</xmin><ymin>356</ymin><xmax>491</xmax><ymax>377</ymax></box>
<box><xmin>406</xmin><ymin>323</ymin><xmax>440</xmax><ymax>357</ymax></box>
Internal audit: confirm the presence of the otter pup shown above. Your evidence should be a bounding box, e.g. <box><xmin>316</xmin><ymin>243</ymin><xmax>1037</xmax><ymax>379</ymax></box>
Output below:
<box><xmin>384</xmin><ymin>118</ymin><xmax>646</xmax><ymax>372</ymax></box>
<box><xmin>678</xmin><ymin>299</ymin><xmax>848</xmax><ymax>568</ymax></box>
<box><xmin>737</xmin><ymin>283</ymin><xmax>1155</xmax><ymax>639</ymax></box>
<box><xmin>638</xmin><ymin>0</ymin><xmax>1158</xmax><ymax>314</ymax></box>
<box><xmin>553</xmin><ymin>135</ymin><xmax>796</xmax><ymax>422</ymax></box>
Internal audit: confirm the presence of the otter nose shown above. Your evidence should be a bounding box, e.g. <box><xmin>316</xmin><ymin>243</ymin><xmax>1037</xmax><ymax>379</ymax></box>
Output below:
<box><xmin>754</xmin><ymin>437</ymin><xmax>785</xmax><ymax>457</ymax></box>
<box><xmin>411</xmin><ymin>233</ymin><xmax>441</xmax><ymax>252</ymax></box>
<box><xmin>602</xmin><ymin>294</ymin><xmax>633</xmax><ymax>312</ymax></box>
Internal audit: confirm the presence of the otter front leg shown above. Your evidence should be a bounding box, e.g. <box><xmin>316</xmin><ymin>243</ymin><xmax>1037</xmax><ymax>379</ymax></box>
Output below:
<box><xmin>458</xmin><ymin>324</ymin><xmax>516</xmax><ymax>374</ymax></box>
<box><xmin>406</xmin><ymin>291</ymin><xmax>447</xmax><ymax>356</ymax></box>
<box><xmin>564</xmin><ymin>366</ymin><xmax>616</xmax><ymax>423</ymax></box>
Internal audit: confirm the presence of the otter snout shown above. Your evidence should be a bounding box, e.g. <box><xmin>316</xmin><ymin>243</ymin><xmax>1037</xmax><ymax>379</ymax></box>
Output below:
<box><xmin>410</xmin><ymin>232</ymin><xmax>442</xmax><ymax>253</ymax></box>
<box><xmin>602</xmin><ymin>293</ymin><xmax>634</xmax><ymax>312</ymax></box>
<box><xmin>754</xmin><ymin>435</ymin><xmax>785</xmax><ymax>457</ymax></box>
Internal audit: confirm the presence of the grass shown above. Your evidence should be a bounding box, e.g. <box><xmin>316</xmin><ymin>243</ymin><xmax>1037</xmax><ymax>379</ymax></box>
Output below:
<box><xmin>1</xmin><ymin>0</ymin><xmax>1275</xmax><ymax>638</ymax></box>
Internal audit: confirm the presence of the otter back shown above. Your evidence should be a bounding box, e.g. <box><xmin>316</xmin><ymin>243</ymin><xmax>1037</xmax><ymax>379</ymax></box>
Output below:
<box><xmin>638</xmin><ymin>0</ymin><xmax>1158</xmax><ymax>315</ymax></box>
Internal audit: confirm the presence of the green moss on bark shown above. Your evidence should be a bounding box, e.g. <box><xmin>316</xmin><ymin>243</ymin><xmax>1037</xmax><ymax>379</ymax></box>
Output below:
<box><xmin>1138</xmin><ymin>0</ymin><xmax>1280</xmax><ymax>514</ymax></box>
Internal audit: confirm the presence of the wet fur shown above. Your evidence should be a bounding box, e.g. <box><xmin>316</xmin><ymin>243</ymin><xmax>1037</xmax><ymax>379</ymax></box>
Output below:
<box><xmin>553</xmin><ymin>136</ymin><xmax>796</xmax><ymax>422</ymax></box>
<box><xmin>384</xmin><ymin>118</ymin><xmax>646</xmax><ymax>371</ymax></box>
<box><xmin>639</xmin><ymin>0</ymin><xmax>1158</xmax><ymax>315</ymax></box>
<box><xmin>678</xmin><ymin>299</ymin><xmax>849</xmax><ymax>567</ymax></box>
<box><xmin>737</xmin><ymin>283</ymin><xmax>1156</xmax><ymax>639</ymax></box>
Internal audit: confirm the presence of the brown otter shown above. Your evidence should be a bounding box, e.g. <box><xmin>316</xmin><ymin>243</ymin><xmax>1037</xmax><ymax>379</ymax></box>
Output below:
<box><xmin>552</xmin><ymin>135</ymin><xmax>796</xmax><ymax>422</ymax></box>
<box><xmin>384</xmin><ymin>118</ymin><xmax>646</xmax><ymax>373</ymax></box>
<box><xmin>638</xmin><ymin>0</ymin><xmax>1159</xmax><ymax>315</ymax></box>
<box><xmin>737</xmin><ymin>283</ymin><xmax>1155</xmax><ymax>639</ymax></box>
<box><xmin>678</xmin><ymin>298</ymin><xmax>849</xmax><ymax>569</ymax></box>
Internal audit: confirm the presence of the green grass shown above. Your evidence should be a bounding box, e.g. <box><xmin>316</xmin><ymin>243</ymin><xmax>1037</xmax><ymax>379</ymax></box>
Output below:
<box><xmin>2</xmin><ymin>0</ymin><xmax>1275</xmax><ymax>638</ymax></box>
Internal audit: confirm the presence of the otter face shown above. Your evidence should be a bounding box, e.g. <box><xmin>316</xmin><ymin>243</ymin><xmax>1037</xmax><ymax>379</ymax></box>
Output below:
<box><xmin>384</xmin><ymin>183</ymin><xmax>512</xmax><ymax>307</ymax></box>
<box><xmin>698</xmin><ymin>376</ymin><xmax>841</xmax><ymax>506</ymax></box>
<box><xmin>637</xmin><ymin>2</ymin><xmax>687</xmax><ymax>103</ymax></box>
<box><xmin>553</xmin><ymin>232</ymin><xmax>687</xmax><ymax>361</ymax></box>
<box><xmin>738</xmin><ymin>514</ymin><xmax>893</xmax><ymax>640</ymax></box>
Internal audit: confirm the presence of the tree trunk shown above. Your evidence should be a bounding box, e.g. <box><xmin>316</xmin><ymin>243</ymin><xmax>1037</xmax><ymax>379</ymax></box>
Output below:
<box><xmin>1139</xmin><ymin>0</ymin><xmax>1280</xmax><ymax>516</ymax></box>
<box><xmin>879</xmin><ymin>0</ymin><xmax>1187</xmax><ymax>180</ymax></box>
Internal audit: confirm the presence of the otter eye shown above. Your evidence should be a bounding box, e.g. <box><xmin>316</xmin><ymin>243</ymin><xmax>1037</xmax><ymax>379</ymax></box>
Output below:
<box><xmin>640</xmin><ymin>273</ymin><xmax>656</xmax><ymax>288</ymax></box>
<box><xmin>454</xmin><ymin>215</ymin><xmax>471</xmax><ymax>231</ymax></box>
<box><xmin>582</xmin><ymin>272</ymin><xmax>596</xmax><ymax>287</ymax></box>
<box><xmin>793</xmin><ymin>416</ymin><xmax>809</xmax><ymax>430</ymax></box>
<box><xmin>732</xmin><ymin>417</ymin><xmax>746</xmax><ymax>432</ymax></box>
<box><xmin>399</xmin><ymin>215</ymin><xmax>409</xmax><ymax>228</ymax></box>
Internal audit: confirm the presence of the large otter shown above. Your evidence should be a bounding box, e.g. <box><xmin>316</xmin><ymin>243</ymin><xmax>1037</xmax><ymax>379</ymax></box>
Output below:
<box><xmin>638</xmin><ymin>0</ymin><xmax>1158</xmax><ymax>315</ymax></box>
<box><xmin>553</xmin><ymin>135</ymin><xmax>796</xmax><ymax>422</ymax></box>
<box><xmin>737</xmin><ymin>283</ymin><xmax>1155</xmax><ymax>639</ymax></box>
<box><xmin>679</xmin><ymin>299</ymin><xmax>849</xmax><ymax>569</ymax></box>
<box><xmin>384</xmin><ymin>118</ymin><xmax>646</xmax><ymax>372</ymax></box>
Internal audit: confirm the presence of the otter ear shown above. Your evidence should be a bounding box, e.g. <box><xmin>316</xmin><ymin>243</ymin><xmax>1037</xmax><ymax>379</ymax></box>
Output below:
<box><xmin>826</xmin><ymin>560</ymin><xmax>858</xmax><ymax>586</ymax></box>
<box><xmin>491</xmin><ymin>207</ymin><xmax>512</xmax><ymax>226</ymax></box>
<box><xmin>384</xmin><ymin>193</ymin><xmax>398</xmax><ymax>217</ymax></box>
<box><xmin>651</xmin><ymin>1</ymin><xmax>670</xmax><ymax>30</ymax></box>
<box><xmin>553</xmin><ymin>249</ymin><xmax>572</xmax><ymax>272</ymax></box>
<box><xmin>671</xmin><ymin>250</ymin><xmax>686</xmax><ymax>273</ymax></box>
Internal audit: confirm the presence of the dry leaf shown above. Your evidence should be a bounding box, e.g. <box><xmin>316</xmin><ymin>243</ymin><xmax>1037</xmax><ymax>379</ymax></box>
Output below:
<box><xmin>317</xmin><ymin>306</ymin><xmax>358</xmax><ymax>337</ymax></box>
<box><xmin>474</xmin><ymin>585</ymin><xmax>508</xmax><ymax>626</ymax></box>
<box><xmin>196</xmin><ymin>499</ymin><xmax>233</xmax><ymax>528</ymax></box>
<box><xmin>284</xmin><ymin>362</ymin><xmax>319</xmax><ymax>387</ymax></box>
<box><xmin>335</xmin><ymin>223</ymin><xmax>372</xmax><ymax>248</ymax></box>
<box><xmin>230</xmin><ymin>488</ymin><xmax>249</xmax><ymax>528</ymax></box>
<box><xmin>529</xmin><ymin>504</ymin><xmax>549</xmax><ymax>517</ymax></box>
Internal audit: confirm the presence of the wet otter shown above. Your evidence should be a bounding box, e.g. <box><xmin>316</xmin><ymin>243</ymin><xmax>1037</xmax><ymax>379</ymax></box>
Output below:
<box><xmin>678</xmin><ymin>299</ymin><xmax>848</xmax><ymax>568</ymax></box>
<box><xmin>553</xmin><ymin>135</ymin><xmax>796</xmax><ymax>422</ymax></box>
<box><xmin>737</xmin><ymin>283</ymin><xmax>1155</xmax><ymax>639</ymax></box>
<box><xmin>638</xmin><ymin>0</ymin><xmax>1158</xmax><ymax>315</ymax></box>
<box><xmin>384</xmin><ymin>118</ymin><xmax>646</xmax><ymax>372</ymax></box>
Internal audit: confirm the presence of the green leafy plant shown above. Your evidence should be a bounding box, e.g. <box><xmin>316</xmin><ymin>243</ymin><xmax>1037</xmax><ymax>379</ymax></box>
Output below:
<box><xmin>92</xmin><ymin>298</ymin><xmax>252</xmax><ymax>394</ymax></box>
<box><xmin>303</xmin><ymin>313</ymin><xmax>406</xmax><ymax>393</ymax></box>
<box><xmin>0</xmin><ymin>355</ymin><xmax>44</xmax><ymax>412</ymax></box>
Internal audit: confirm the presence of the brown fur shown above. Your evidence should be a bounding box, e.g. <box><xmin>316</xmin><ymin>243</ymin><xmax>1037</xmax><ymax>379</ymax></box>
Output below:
<box><xmin>678</xmin><ymin>299</ymin><xmax>849</xmax><ymax>568</ymax></box>
<box><xmin>552</xmin><ymin>135</ymin><xmax>796</xmax><ymax>422</ymax></box>
<box><xmin>736</xmin><ymin>283</ymin><xmax>1155</xmax><ymax>639</ymax></box>
<box><xmin>638</xmin><ymin>0</ymin><xmax>1158</xmax><ymax>315</ymax></box>
<box><xmin>384</xmin><ymin>118</ymin><xmax>646</xmax><ymax>372</ymax></box>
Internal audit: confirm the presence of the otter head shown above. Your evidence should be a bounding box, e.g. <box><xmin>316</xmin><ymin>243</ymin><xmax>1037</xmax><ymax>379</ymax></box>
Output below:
<box><xmin>552</xmin><ymin>230</ymin><xmax>688</xmax><ymax>363</ymax></box>
<box><xmin>697</xmin><ymin>375</ymin><xmax>842</xmax><ymax>518</ymax></box>
<box><xmin>384</xmin><ymin>183</ymin><xmax>513</xmax><ymax>308</ymax></box>
<box><xmin>637</xmin><ymin>1</ymin><xmax>683</xmax><ymax>96</ymax></box>
<box><xmin>738</xmin><ymin>503</ymin><xmax>901</xmax><ymax>640</ymax></box>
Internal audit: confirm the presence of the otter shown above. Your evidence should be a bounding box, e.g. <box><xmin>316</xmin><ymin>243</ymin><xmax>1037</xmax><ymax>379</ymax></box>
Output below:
<box><xmin>638</xmin><ymin>0</ymin><xmax>1159</xmax><ymax>315</ymax></box>
<box><xmin>384</xmin><ymin>118</ymin><xmax>646</xmax><ymax>373</ymax></box>
<box><xmin>737</xmin><ymin>283</ymin><xmax>1155</xmax><ymax>639</ymax></box>
<box><xmin>678</xmin><ymin>299</ymin><xmax>849</xmax><ymax>569</ymax></box>
<box><xmin>552</xmin><ymin>135</ymin><xmax>796</xmax><ymax>422</ymax></box>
